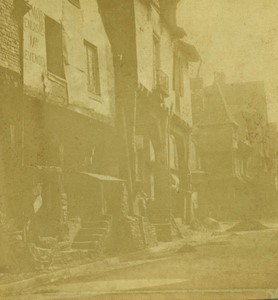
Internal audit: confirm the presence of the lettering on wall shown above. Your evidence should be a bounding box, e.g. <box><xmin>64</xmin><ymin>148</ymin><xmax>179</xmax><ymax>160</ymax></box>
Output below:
<box><xmin>23</xmin><ymin>7</ymin><xmax>47</xmax><ymax>92</ymax></box>
<box><xmin>24</xmin><ymin>8</ymin><xmax>45</xmax><ymax>66</ymax></box>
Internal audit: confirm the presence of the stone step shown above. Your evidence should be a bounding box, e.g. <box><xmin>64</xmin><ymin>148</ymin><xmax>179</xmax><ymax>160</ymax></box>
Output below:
<box><xmin>78</xmin><ymin>227</ymin><xmax>108</xmax><ymax>236</ymax></box>
<box><xmin>72</xmin><ymin>241</ymin><xmax>101</xmax><ymax>250</ymax></box>
<box><xmin>154</xmin><ymin>223</ymin><xmax>173</xmax><ymax>242</ymax></box>
<box><xmin>74</xmin><ymin>233</ymin><xmax>104</xmax><ymax>242</ymax></box>
<box><xmin>52</xmin><ymin>249</ymin><xmax>98</xmax><ymax>264</ymax></box>
<box><xmin>58</xmin><ymin>241</ymin><xmax>72</xmax><ymax>251</ymax></box>
<box><xmin>98</xmin><ymin>215</ymin><xmax>112</xmax><ymax>221</ymax></box>
<box><xmin>82</xmin><ymin>220</ymin><xmax>110</xmax><ymax>229</ymax></box>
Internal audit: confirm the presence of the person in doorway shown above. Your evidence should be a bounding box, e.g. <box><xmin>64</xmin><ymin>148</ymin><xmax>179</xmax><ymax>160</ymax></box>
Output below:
<box><xmin>170</xmin><ymin>173</ymin><xmax>180</xmax><ymax>217</ymax></box>
<box><xmin>134</xmin><ymin>181</ymin><xmax>153</xmax><ymax>218</ymax></box>
<box><xmin>191</xmin><ymin>190</ymin><xmax>199</xmax><ymax>220</ymax></box>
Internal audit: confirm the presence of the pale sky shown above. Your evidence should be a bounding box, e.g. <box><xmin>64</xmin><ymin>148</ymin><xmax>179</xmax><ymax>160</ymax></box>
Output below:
<box><xmin>177</xmin><ymin>0</ymin><xmax>278</xmax><ymax>122</ymax></box>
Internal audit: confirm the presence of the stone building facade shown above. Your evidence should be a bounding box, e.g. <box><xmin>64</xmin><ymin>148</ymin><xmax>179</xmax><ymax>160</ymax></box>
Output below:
<box><xmin>0</xmin><ymin>0</ymin><xmax>27</xmax><ymax>220</ymax></box>
<box><xmin>0</xmin><ymin>0</ymin><xmax>159</xmax><ymax>258</ymax></box>
<box><xmin>99</xmin><ymin>0</ymin><xmax>200</xmax><ymax>240</ymax></box>
<box><xmin>19</xmin><ymin>0</ymin><xmax>119</xmax><ymax>242</ymax></box>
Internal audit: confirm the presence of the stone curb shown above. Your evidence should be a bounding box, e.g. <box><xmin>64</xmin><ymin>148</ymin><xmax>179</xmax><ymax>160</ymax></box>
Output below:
<box><xmin>0</xmin><ymin>238</ymin><xmax>186</xmax><ymax>297</ymax></box>
<box><xmin>0</xmin><ymin>232</ymin><xmax>214</xmax><ymax>297</ymax></box>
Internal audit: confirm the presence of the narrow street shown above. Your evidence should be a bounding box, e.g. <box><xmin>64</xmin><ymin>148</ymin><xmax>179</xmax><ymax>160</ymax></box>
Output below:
<box><xmin>13</xmin><ymin>226</ymin><xmax>278</xmax><ymax>300</ymax></box>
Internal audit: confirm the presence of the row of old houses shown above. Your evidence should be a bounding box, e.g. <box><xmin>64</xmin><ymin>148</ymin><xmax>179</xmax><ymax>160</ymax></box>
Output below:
<box><xmin>0</xmin><ymin>0</ymin><xmax>277</xmax><ymax>267</ymax></box>
<box><xmin>191</xmin><ymin>73</ymin><xmax>278</xmax><ymax>221</ymax></box>
<box><xmin>1</xmin><ymin>0</ymin><xmax>201</xmax><ymax>256</ymax></box>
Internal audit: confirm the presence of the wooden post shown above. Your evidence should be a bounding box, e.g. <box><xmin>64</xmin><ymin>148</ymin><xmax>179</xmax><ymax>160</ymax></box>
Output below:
<box><xmin>18</xmin><ymin>10</ymin><xmax>25</xmax><ymax>168</ymax></box>
<box><xmin>167</xmin><ymin>106</ymin><xmax>173</xmax><ymax>220</ymax></box>
<box><xmin>121</xmin><ymin>105</ymin><xmax>134</xmax><ymax>215</ymax></box>
<box><xmin>100</xmin><ymin>181</ymin><xmax>106</xmax><ymax>215</ymax></box>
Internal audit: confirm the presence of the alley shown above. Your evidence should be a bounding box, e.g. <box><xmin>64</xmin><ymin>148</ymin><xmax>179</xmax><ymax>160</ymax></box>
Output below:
<box><xmin>15</xmin><ymin>227</ymin><xmax>278</xmax><ymax>300</ymax></box>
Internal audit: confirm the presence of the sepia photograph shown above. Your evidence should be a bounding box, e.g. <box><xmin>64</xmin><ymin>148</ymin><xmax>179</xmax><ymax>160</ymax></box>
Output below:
<box><xmin>0</xmin><ymin>0</ymin><xmax>278</xmax><ymax>299</ymax></box>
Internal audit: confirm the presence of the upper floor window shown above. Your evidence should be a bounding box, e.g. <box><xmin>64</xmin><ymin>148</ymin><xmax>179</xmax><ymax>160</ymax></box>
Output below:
<box><xmin>173</xmin><ymin>52</ymin><xmax>184</xmax><ymax>113</ymax></box>
<box><xmin>68</xmin><ymin>0</ymin><xmax>80</xmax><ymax>8</ymax></box>
<box><xmin>169</xmin><ymin>134</ymin><xmax>179</xmax><ymax>171</ymax></box>
<box><xmin>45</xmin><ymin>16</ymin><xmax>65</xmax><ymax>78</ymax></box>
<box><xmin>84</xmin><ymin>41</ymin><xmax>101</xmax><ymax>96</ymax></box>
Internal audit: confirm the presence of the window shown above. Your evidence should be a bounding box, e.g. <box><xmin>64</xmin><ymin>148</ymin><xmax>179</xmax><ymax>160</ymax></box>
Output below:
<box><xmin>45</xmin><ymin>16</ymin><xmax>65</xmax><ymax>78</ymax></box>
<box><xmin>173</xmin><ymin>51</ymin><xmax>184</xmax><ymax>113</ymax></box>
<box><xmin>169</xmin><ymin>135</ymin><xmax>179</xmax><ymax>171</ymax></box>
<box><xmin>68</xmin><ymin>0</ymin><xmax>80</xmax><ymax>8</ymax></box>
<box><xmin>85</xmin><ymin>41</ymin><xmax>101</xmax><ymax>96</ymax></box>
<box><xmin>153</xmin><ymin>34</ymin><xmax>160</xmax><ymax>87</ymax></box>
<box><xmin>135</xmin><ymin>135</ymin><xmax>144</xmax><ymax>181</ymax></box>
<box><xmin>175</xmin><ymin>94</ymin><xmax>181</xmax><ymax>114</ymax></box>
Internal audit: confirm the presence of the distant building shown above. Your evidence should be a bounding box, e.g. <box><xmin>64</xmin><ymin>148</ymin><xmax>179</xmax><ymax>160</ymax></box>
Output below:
<box><xmin>193</xmin><ymin>73</ymin><xmax>277</xmax><ymax>220</ymax></box>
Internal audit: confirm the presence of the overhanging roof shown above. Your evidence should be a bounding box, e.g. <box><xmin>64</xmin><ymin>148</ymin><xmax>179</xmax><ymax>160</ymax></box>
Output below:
<box><xmin>178</xmin><ymin>41</ymin><xmax>200</xmax><ymax>62</ymax></box>
<box><xmin>79</xmin><ymin>172</ymin><xmax>125</xmax><ymax>182</ymax></box>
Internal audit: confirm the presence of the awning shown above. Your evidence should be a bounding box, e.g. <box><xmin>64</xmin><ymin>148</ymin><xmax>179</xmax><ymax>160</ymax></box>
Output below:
<box><xmin>178</xmin><ymin>41</ymin><xmax>200</xmax><ymax>62</ymax></box>
<box><xmin>78</xmin><ymin>172</ymin><xmax>125</xmax><ymax>182</ymax></box>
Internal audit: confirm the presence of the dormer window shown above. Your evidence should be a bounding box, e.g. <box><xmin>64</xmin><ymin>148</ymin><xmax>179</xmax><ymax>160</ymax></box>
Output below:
<box><xmin>68</xmin><ymin>0</ymin><xmax>80</xmax><ymax>8</ymax></box>
<box><xmin>151</xmin><ymin>0</ymin><xmax>160</xmax><ymax>10</ymax></box>
<box><xmin>84</xmin><ymin>41</ymin><xmax>101</xmax><ymax>96</ymax></box>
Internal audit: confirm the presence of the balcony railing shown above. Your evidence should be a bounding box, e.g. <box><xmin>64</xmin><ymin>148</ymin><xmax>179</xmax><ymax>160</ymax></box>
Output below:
<box><xmin>156</xmin><ymin>69</ymin><xmax>169</xmax><ymax>97</ymax></box>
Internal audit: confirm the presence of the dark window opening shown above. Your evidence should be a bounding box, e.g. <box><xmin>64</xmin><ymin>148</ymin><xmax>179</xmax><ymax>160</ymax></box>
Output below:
<box><xmin>175</xmin><ymin>94</ymin><xmax>181</xmax><ymax>113</ymax></box>
<box><xmin>45</xmin><ymin>16</ymin><xmax>65</xmax><ymax>78</ymax></box>
<box><xmin>84</xmin><ymin>41</ymin><xmax>101</xmax><ymax>96</ymax></box>
<box><xmin>169</xmin><ymin>134</ymin><xmax>179</xmax><ymax>172</ymax></box>
<box><xmin>173</xmin><ymin>52</ymin><xmax>184</xmax><ymax>113</ymax></box>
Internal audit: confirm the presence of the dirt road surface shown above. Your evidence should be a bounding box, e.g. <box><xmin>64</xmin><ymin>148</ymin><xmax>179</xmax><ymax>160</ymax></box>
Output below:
<box><xmin>6</xmin><ymin>227</ymin><xmax>278</xmax><ymax>300</ymax></box>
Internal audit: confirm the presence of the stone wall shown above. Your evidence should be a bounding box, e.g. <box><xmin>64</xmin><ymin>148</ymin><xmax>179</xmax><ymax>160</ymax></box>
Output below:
<box><xmin>112</xmin><ymin>216</ymin><xmax>158</xmax><ymax>253</ymax></box>
<box><xmin>0</xmin><ymin>0</ymin><xmax>22</xmax><ymax>218</ymax></box>
<box><xmin>143</xmin><ymin>218</ymin><xmax>158</xmax><ymax>247</ymax></box>
<box><xmin>110</xmin><ymin>183</ymin><xmax>158</xmax><ymax>253</ymax></box>
<box><xmin>0</xmin><ymin>0</ymin><xmax>21</xmax><ymax>74</ymax></box>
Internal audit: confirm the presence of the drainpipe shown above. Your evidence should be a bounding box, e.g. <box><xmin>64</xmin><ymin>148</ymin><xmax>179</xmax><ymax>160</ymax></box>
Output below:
<box><xmin>166</xmin><ymin>103</ymin><xmax>174</xmax><ymax>221</ymax></box>
<box><xmin>14</xmin><ymin>0</ymin><xmax>31</xmax><ymax>167</ymax></box>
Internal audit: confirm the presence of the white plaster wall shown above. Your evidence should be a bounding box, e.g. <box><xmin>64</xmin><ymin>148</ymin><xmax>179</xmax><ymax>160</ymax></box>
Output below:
<box><xmin>27</xmin><ymin>0</ymin><xmax>63</xmax><ymax>22</ymax></box>
<box><xmin>133</xmin><ymin>1</ymin><xmax>193</xmax><ymax>127</ymax></box>
<box><xmin>179</xmin><ymin>64</ymin><xmax>193</xmax><ymax>126</ymax></box>
<box><xmin>23</xmin><ymin>0</ymin><xmax>115</xmax><ymax>119</ymax></box>
<box><xmin>76</xmin><ymin>0</ymin><xmax>114</xmax><ymax>117</ymax></box>
<box><xmin>133</xmin><ymin>1</ymin><xmax>177</xmax><ymax>112</ymax></box>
